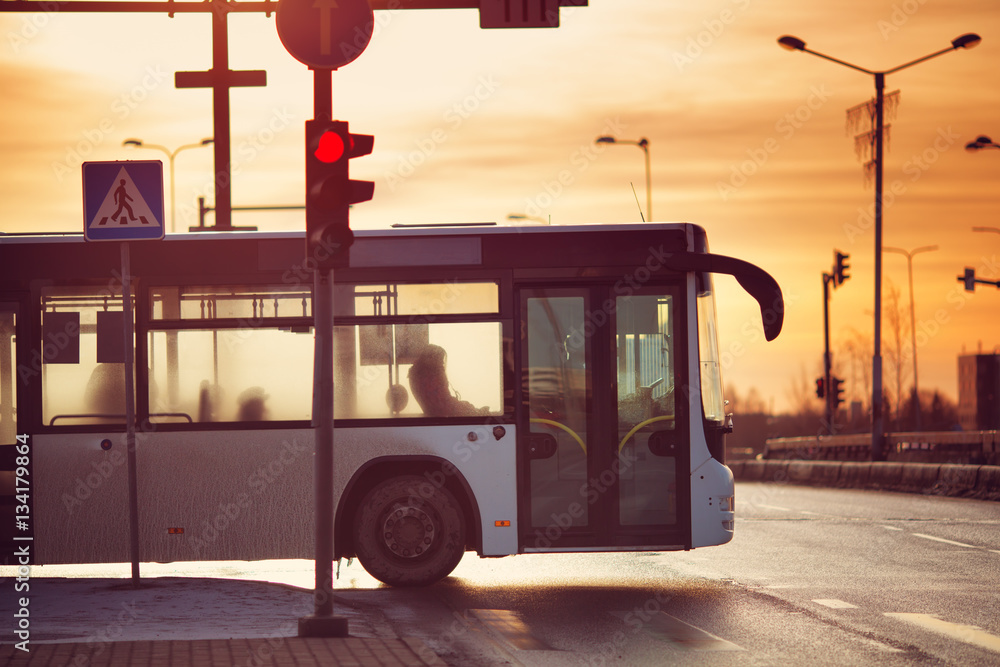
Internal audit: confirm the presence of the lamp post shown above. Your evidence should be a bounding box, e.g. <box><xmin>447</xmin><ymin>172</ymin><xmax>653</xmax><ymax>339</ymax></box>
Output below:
<box><xmin>122</xmin><ymin>137</ymin><xmax>214</xmax><ymax>233</ymax></box>
<box><xmin>966</xmin><ymin>135</ymin><xmax>1000</xmax><ymax>151</ymax></box>
<box><xmin>595</xmin><ymin>135</ymin><xmax>651</xmax><ymax>222</ymax></box>
<box><xmin>884</xmin><ymin>244</ymin><xmax>938</xmax><ymax>431</ymax></box>
<box><xmin>777</xmin><ymin>32</ymin><xmax>981</xmax><ymax>460</ymax></box>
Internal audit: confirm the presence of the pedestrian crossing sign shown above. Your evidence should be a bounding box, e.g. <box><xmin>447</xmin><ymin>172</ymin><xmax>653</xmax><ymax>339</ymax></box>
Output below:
<box><xmin>83</xmin><ymin>161</ymin><xmax>165</xmax><ymax>241</ymax></box>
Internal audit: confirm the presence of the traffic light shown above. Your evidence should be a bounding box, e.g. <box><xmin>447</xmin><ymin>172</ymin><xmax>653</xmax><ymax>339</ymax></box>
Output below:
<box><xmin>833</xmin><ymin>251</ymin><xmax>850</xmax><ymax>287</ymax></box>
<box><xmin>961</xmin><ymin>267</ymin><xmax>976</xmax><ymax>292</ymax></box>
<box><xmin>830</xmin><ymin>376</ymin><xmax>844</xmax><ymax>409</ymax></box>
<box><xmin>305</xmin><ymin>119</ymin><xmax>374</xmax><ymax>266</ymax></box>
<box><xmin>815</xmin><ymin>377</ymin><xmax>825</xmax><ymax>399</ymax></box>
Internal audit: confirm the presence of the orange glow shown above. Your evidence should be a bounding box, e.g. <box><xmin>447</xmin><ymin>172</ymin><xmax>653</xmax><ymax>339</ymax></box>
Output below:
<box><xmin>2</xmin><ymin>1</ymin><xmax>999</xmax><ymax>414</ymax></box>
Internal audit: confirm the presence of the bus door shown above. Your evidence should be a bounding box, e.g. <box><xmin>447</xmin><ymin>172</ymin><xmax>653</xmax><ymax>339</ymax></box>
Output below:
<box><xmin>518</xmin><ymin>285</ymin><xmax>689</xmax><ymax>551</ymax></box>
<box><xmin>0</xmin><ymin>298</ymin><xmax>29</xmax><ymax>562</ymax></box>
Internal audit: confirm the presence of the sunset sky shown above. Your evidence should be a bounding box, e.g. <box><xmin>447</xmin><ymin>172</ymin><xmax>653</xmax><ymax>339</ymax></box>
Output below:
<box><xmin>2</xmin><ymin>0</ymin><xmax>999</xmax><ymax>416</ymax></box>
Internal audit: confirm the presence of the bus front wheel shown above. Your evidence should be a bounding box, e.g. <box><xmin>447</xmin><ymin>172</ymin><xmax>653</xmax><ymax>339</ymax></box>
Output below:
<box><xmin>353</xmin><ymin>475</ymin><xmax>466</xmax><ymax>587</ymax></box>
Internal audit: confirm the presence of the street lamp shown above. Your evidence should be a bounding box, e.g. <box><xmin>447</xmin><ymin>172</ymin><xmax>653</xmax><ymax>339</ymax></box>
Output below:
<box><xmin>777</xmin><ymin>32</ymin><xmax>981</xmax><ymax>460</ymax></box>
<box><xmin>122</xmin><ymin>137</ymin><xmax>214</xmax><ymax>233</ymax></box>
<box><xmin>966</xmin><ymin>135</ymin><xmax>1000</xmax><ymax>151</ymax></box>
<box><xmin>884</xmin><ymin>244</ymin><xmax>938</xmax><ymax>431</ymax></box>
<box><xmin>595</xmin><ymin>135</ymin><xmax>652</xmax><ymax>222</ymax></box>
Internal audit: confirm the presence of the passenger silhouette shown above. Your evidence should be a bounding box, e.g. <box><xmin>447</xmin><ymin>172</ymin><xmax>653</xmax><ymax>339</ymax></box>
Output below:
<box><xmin>407</xmin><ymin>344</ymin><xmax>487</xmax><ymax>417</ymax></box>
<box><xmin>112</xmin><ymin>179</ymin><xmax>136</xmax><ymax>222</ymax></box>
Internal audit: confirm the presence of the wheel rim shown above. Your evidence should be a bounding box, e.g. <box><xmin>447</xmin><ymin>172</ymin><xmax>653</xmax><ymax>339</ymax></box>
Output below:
<box><xmin>380</xmin><ymin>503</ymin><xmax>436</xmax><ymax>558</ymax></box>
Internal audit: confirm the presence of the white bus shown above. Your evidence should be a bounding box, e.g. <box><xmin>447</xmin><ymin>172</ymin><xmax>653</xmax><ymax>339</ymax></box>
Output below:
<box><xmin>0</xmin><ymin>223</ymin><xmax>782</xmax><ymax>586</ymax></box>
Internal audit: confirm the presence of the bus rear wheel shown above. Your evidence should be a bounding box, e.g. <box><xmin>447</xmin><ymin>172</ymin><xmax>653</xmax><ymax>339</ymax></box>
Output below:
<box><xmin>353</xmin><ymin>475</ymin><xmax>466</xmax><ymax>587</ymax></box>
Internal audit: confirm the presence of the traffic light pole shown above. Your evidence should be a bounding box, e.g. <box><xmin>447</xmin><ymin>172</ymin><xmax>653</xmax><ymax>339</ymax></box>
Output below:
<box><xmin>822</xmin><ymin>272</ymin><xmax>834</xmax><ymax>434</ymax></box>
<box><xmin>299</xmin><ymin>66</ymin><xmax>348</xmax><ymax>639</ymax></box>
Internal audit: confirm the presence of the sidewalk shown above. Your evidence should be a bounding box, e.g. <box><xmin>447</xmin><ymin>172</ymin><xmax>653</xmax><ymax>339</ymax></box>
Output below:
<box><xmin>1</xmin><ymin>636</ymin><xmax>446</xmax><ymax>666</ymax></box>
<box><xmin>0</xmin><ymin>571</ymin><xmax>447</xmax><ymax>666</ymax></box>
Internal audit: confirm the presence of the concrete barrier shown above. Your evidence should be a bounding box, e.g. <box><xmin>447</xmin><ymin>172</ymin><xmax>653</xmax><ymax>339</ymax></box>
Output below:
<box><xmin>732</xmin><ymin>459</ymin><xmax>1000</xmax><ymax>500</ymax></box>
<box><xmin>786</xmin><ymin>461</ymin><xmax>814</xmax><ymax>484</ymax></box>
<box><xmin>868</xmin><ymin>462</ymin><xmax>904</xmax><ymax>489</ymax></box>
<box><xmin>977</xmin><ymin>466</ymin><xmax>1000</xmax><ymax>498</ymax></box>
<box><xmin>937</xmin><ymin>464</ymin><xmax>979</xmax><ymax>494</ymax></box>
<box><xmin>840</xmin><ymin>462</ymin><xmax>871</xmax><ymax>487</ymax></box>
<box><xmin>812</xmin><ymin>461</ymin><xmax>842</xmax><ymax>486</ymax></box>
<box><xmin>899</xmin><ymin>463</ymin><xmax>941</xmax><ymax>493</ymax></box>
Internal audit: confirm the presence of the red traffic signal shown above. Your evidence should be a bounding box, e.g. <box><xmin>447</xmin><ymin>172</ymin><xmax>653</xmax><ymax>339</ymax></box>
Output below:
<box><xmin>305</xmin><ymin>120</ymin><xmax>373</xmax><ymax>265</ymax></box>
<box><xmin>815</xmin><ymin>377</ymin><xmax>825</xmax><ymax>399</ymax></box>
<box><xmin>833</xmin><ymin>251</ymin><xmax>850</xmax><ymax>288</ymax></box>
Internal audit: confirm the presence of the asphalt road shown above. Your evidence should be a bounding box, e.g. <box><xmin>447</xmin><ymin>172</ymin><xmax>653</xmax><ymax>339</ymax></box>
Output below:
<box><xmin>373</xmin><ymin>482</ymin><xmax>1000</xmax><ymax>665</ymax></box>
<box><xmin>6</xmin><ymin>483</ymin><xmax>998</xmax><ymax>665</ymax></box>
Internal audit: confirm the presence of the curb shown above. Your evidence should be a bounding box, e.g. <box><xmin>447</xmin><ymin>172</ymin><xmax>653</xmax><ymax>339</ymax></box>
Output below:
<box><xmin>733</xmin><ymin>460</ymin><xmax>1000</xmax><ymax>500</ymax></box>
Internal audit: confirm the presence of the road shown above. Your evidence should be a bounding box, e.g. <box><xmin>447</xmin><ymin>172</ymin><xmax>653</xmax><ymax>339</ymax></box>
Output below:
<box><xmin>360</xmin><ymin>482</ymin><xmax>1000</xmax><ymax>666</ymax></box>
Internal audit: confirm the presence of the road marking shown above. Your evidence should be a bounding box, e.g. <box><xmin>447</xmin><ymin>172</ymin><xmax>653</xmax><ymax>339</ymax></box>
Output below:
<box><xmin>472</xmin><ymin>609</ymin><xmax>551</xmax><ymax>650</ymax></box>
<box><xmin>813</xmin><ymin>599</ymin><xmax>857</xmax><ymax>609</ymax></box>
<box><xmin>635</xmin><ymin>612</ymin><xmax>744</xmax><ymax>651</ymax></box>
<box><xmin>881</xmin><ymin>525</ymin><xmax>903</xmax><ymax>531</ymax></box>
<box><xmin>886</xmin><ymin>613</ymin><xmax>1000</xmax><ymax>654</ymax></box>
<box><xmin>911</xmin><ymin>533</ymin><xmax>978</xmax><ymax>549</ymax></box>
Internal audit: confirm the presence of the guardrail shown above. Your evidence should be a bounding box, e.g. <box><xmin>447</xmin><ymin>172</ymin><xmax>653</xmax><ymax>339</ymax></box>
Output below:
<box><xmin>763</xmin><ymin>430</ymin><xmax>1000</xmax><ymax>466</ymax></box>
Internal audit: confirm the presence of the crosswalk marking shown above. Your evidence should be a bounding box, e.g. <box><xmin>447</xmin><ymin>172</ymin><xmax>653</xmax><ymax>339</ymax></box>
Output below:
<box><xmin>886</xmin><ymin>613</ymin><xmax>1000</xmax><ymax>654</ymax></box>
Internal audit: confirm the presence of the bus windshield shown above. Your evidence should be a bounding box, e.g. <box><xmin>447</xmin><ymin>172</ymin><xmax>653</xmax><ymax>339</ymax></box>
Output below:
<box><xmin>697</xmin><ymin>274</ymin><xmax>725</xmax><ymax>423</ymax></box>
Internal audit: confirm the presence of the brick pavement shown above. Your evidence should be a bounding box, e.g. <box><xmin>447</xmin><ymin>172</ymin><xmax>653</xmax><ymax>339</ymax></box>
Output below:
<box><xmin>0</xmin><ymin>636</ymin><xmax>447</xmax><ymax>666</ymax></box>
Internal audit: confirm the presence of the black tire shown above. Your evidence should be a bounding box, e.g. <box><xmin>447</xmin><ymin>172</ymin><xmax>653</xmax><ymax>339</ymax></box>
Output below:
<box><xmin>353</xmin><ymin>475</ymin><xmax>466</xmax><ymax>587</ymax></box>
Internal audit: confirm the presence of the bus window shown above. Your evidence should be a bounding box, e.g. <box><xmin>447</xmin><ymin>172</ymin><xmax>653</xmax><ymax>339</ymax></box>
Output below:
<box><xmin>336</xmin><ymin>321</ymin><xmax>503</xmax><ymax>419</ymax></box>
<box><xmin>697</xmin><ymin>276</ymin><xmax>725</xmax><ymax>423</ymax></box>
<box><xmin>523</xmin><ymin>293</ymin><xmax>590</xmax><ymax>530</ymax></box>
<box><xmin>40</xmin><ymin>287</ymin><xmax>129</xmax><ymax>426</ymax></box>
<box><xmin>150</xmin><ymin>285</ymin><xmax>312</xmax><ymax>320</ymax></box>
<box><xmin>0</xmin><ymin>306</ymin><xmax>15</xmax><ymax>442</ymax></box>
<box><xmin>148</xmin><ymin>328</ymin><xmax>312</xmax><ymax>423</ymax></box>
<box><xmin>344</xmin><ymin>282</ymin><xmax>499</xmax><ymax>317</ymax></box>
<box><xmin>616</xmin><ymin>292</ymin><xmax>678</xmax><ymax>527</ymax></box>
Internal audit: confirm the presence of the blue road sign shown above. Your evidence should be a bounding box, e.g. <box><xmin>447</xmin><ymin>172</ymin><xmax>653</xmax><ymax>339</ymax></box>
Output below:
<box><xmin>83</xmin><ymin>161</ymin><xmax>164</xmax><ymax>241</ymax></box>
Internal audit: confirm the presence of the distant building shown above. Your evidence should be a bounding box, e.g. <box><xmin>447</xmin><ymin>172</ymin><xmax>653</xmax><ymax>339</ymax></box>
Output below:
<box><xmin>957</xmin><ymin>353</ymin><xmax>1000</xmax><ymax>431</ymax></box>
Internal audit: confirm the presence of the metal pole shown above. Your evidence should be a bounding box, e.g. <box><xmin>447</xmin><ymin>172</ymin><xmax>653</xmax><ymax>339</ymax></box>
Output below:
<box><xmin>871</xmin><ymin>73</ymin><xmax>886</xmax><ymax>460</ymax></box>
<box><xmin>121</xmin><ymin>242</ymin><xmax>141</xmax><ymax>586</ymax></box>
<box><xmin>822</xmin><ymin>273</ymin><xmax>835</xmax><ymax>434</ymax></box>
<box><xmin>299</xmin><ymin>66</ymin><xmax>347</xmax><ymax>638</ymax></box>
<box><xmin>643</xmin><ymin>143</ymin><xmax>652</xmax><ymax>222</ymax></box>
<box><xmin>211</xmin><ymin>2</ymin><xmax>232</xmax><ymax>230</ymax></box>
<box><xmin>313</xmin><ymin>268</ymin><xmax>335</xmax><ymax>618</ymax></box>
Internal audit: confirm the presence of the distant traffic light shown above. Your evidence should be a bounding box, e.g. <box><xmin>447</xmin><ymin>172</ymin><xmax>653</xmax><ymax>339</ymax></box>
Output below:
<box><xmin>815</xmin><ymin>377</ymin><xmax>825</xmax><ymax>399</ymax></box>
<box><xmin>305</xmin><ymin>119</ymin><xmax>374</xmax><ymax>267</ymax></box>
<box><xmin>833</xmin><ymin>251</ymin><xmax>850</xmax><ymax>288</ymax></box>
<box><xmin>961</xmin><ymin>267</ymin><xmax>976</xmax><ymax>292</ymax></box>
<box><xmin>830</xmin><ymin>376</ymin><xmax>844</xmax><ymax>409</ymax></box>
